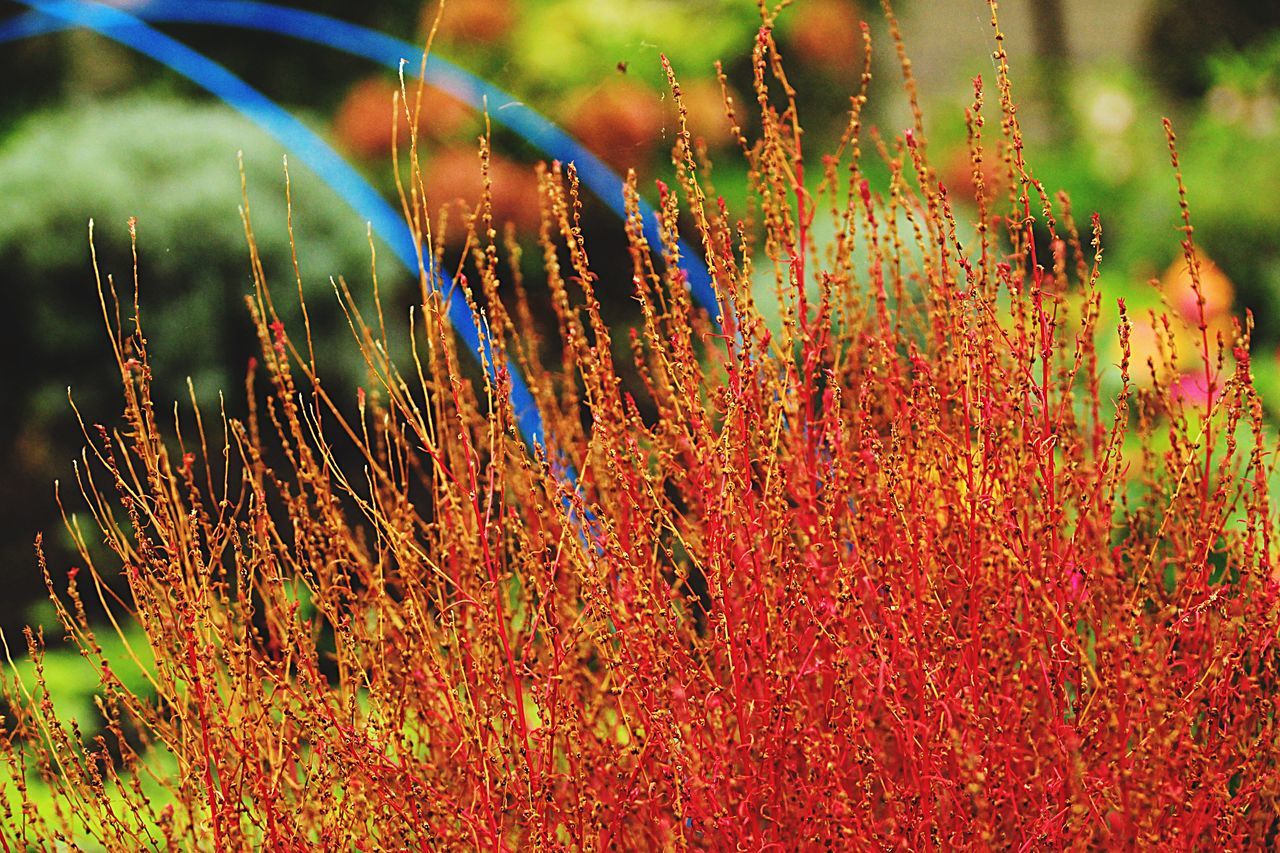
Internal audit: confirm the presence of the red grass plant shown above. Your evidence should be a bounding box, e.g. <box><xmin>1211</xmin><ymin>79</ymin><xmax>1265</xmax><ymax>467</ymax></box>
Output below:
<box><xmin>3</xmin><ymin>3</ymin><xmax>1280</xmax><ymax>848</ymax></box>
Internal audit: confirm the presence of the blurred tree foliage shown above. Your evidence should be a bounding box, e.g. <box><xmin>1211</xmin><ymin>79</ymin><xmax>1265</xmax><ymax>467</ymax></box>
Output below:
<box><xmin>1145</xmin><ymin>0</ymin><xmax>1280</xmax><ymax>98</ymax></box>
<box><xmin>0</xmin><ymin>1</ymin><xmax>423</xmax><ymax>114</ymax></box>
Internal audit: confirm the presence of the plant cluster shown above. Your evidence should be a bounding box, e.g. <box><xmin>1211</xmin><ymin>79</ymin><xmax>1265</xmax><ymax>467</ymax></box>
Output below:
<box><xmin>3</xmin><ymin>4</ymin><xmax>1279</xmax><ymax>848</ymax></box>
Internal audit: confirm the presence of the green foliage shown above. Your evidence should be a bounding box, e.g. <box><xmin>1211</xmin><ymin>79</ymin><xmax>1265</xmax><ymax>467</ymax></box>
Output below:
<box><xmin>0</xmin><ymin>93</ymin><xmax>406</xmax><ymax>421</ymax></box>
<box><xmin>505</xmin><ymin>0</ymin><xmax>758</xmax><ymax>93</ymax></box>
<box><xmin>1011</xmin><ymin>37</ymin><xmax>1280</xmax><ymax>342</ymax></box>
<box><xmin>1176</xmin><ymin>35</ymin><xmax>1280</xmax><ymax>325</ymax></box>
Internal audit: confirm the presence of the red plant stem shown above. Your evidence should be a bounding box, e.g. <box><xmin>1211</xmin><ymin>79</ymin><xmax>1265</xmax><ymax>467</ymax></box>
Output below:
<box><xmin>448</xmin><ymin>360</ymin><xmax>537</xmax><ymax>827</ymax></box>
<box><xmin>185</xmin><ymin>632</ymin><xmax>226</xmax><ymax>853</ymax></box>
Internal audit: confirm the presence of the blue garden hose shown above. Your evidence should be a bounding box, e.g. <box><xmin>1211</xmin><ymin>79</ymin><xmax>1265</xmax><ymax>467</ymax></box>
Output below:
<box><xmin>1</xmin><ymin>0</ymin><xmax>720</xmax><ymax>321</ymax></box>
<box><xmin>6</xmin><ymin>0</ymin><xmax>552</xmax><ymax>447</ymax></box>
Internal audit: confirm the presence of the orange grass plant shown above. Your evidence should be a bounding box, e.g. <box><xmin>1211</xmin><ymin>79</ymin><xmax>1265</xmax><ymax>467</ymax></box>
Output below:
<box><xmin>3</xmin><ymin>3</ymin><xmax>1280</xmax><ymax>848</ymax></box>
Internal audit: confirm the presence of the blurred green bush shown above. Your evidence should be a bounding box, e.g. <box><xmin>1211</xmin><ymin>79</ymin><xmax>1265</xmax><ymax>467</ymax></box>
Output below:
<box><xmin>0</xmin><ymin>94</ymin><xmax>407</xmax><ymax>620</ymax></box>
